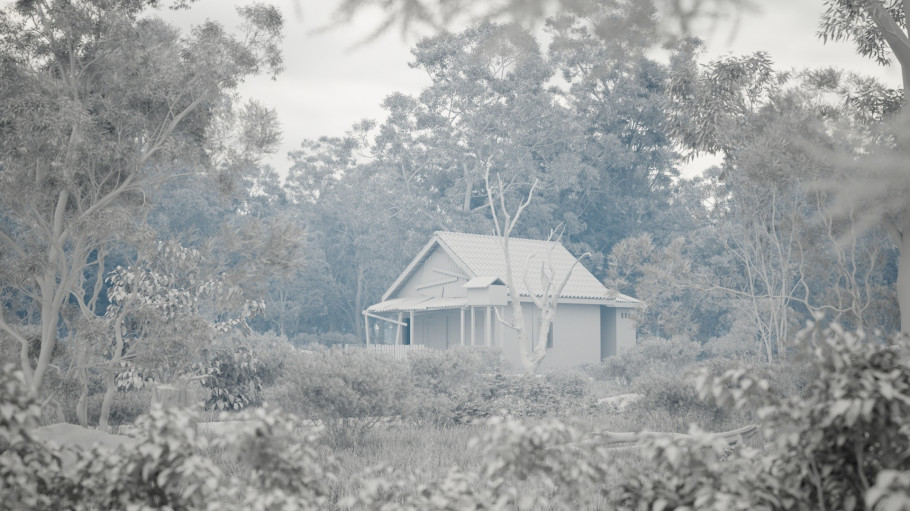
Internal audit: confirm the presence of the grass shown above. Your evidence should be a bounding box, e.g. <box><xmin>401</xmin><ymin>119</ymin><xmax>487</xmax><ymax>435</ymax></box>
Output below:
<box><xmin>193</xmin><ymin>393</ymin><xmax>757</xmax><ymax>509</ymax></box>
<box><xmin>187</xmin><ymin>351</ymin><xmax>766</xmax><ymax>508</ymax></box>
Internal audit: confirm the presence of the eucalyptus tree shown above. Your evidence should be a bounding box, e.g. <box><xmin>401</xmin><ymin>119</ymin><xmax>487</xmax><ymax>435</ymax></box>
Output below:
<box><xmin>403</xmin><ymin>22</ymin><xmax>571</xmax><ymax>214</ymax></box>
<box><xmin>327</xmin><ymin>0</ymin><xmax>754</xmax><ymax>42</ymax></box>
<box><xmin>0</xmin><ymin>0</ymin><xmax>283</xmax><ymax>394</ymax></box>
<box><xmin>544</xmin><ymin>2</ymin><xmax>683</xmax><ymax>275</ymax></box>
<box><xmin>818</xmin><ymin>0</ymin><xmax>910</xmax><ymax>334</ymax></box>
<box><xmin>663</xmin><ymin>44</ymin><xmax>899</xmax><ymax>355</ymax></box>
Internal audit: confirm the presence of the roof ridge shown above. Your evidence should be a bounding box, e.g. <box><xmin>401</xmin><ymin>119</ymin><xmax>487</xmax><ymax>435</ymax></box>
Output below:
<box><xmin>435</xmin><ymin>230</ymin><xmax>563</xmax><ymax>244</ymax></box>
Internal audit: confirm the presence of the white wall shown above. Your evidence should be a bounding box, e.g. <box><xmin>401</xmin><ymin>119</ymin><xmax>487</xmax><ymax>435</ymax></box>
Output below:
<box><xmin>616</xmin><ymin>308</ymin><xmax>637</xmax><ymax>354</ymax></box>
<box><xmin>395</xmin><ymin>247</ymin><xmax>467</xmax><ymax>299</ymax></box>
<box><xmin>409</xmin><ymin>303</ymin><xmax>634</xmax><ymax>369</ymax></box>
<box><xmin>495</xmin><ymin>302</ymin><xmax>601</xmax><ymax>370</ymax></box>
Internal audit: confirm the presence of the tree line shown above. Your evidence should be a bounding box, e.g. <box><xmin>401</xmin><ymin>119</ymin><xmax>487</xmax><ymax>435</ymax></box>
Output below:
<box><xmin>0</xmin><ymin>0</ymin><xmax>907</xmax><ymax>412</ymax></box>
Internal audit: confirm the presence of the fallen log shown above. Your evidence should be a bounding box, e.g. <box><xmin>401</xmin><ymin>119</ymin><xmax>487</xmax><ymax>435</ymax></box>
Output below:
<box><xmin>587</xmin><ymin>424</ymin><xmax>759</xmax><ymax>446</ymax></box>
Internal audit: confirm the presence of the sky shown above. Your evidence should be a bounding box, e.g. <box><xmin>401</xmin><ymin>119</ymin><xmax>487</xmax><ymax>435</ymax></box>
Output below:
<box><xmin>161</xmin><ymin>0</ymin><xmax>905</xmax><ymax>178</ymax></box>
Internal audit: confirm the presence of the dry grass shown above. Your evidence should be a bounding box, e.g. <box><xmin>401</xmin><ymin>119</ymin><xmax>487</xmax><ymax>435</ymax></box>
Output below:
<box><xmin>195</xmin><ymin>362</ymin><xmax>763</xmax><ymax>508</ymax></box>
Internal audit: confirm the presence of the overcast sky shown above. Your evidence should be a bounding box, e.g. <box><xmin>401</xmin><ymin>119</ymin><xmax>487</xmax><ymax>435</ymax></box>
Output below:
<box><xmin>162</xmin><ymin>0</ymin><xmax>904</xmax><ymax>178</ymax></box>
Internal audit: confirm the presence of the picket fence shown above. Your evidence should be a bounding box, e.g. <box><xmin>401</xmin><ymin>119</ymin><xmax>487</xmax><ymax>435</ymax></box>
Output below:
<box><xmin>364</xmin><ymin>344</ymin><xmax>427</xmax><ymax>360</ymax></box>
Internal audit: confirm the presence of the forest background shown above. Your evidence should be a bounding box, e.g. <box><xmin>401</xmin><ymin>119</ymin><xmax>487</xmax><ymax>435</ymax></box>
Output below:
<box><xmin>3</xmin><ymin>0</ymin><xmax>910</xmax><ymax>509</ymax></box>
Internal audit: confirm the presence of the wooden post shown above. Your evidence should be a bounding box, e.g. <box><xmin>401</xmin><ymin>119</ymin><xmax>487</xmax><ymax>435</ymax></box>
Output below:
<box><xmin>396</xmin><ymin>312</ymin><xmax>403</xmax><ymax>345</ymax></box>
<box><xmin>410</xmin><ymin>310</ymin><xmax>415</xmax><ymax>345</ymax></box>
<box><xmin>486</xmin><ymin>306</ymin><xmax>492</xmax><ymax>347</ymax></box>
<box><xmin>471</xmin><ymin>306</ymin><xmax>476</xmax><ymax>346</ymax></box>
<box><xmin>365</xmin><ymin>315</ymin><xmax>371</xmax><ymax>346</ymax></box>
<box><xmin>497</xmin><ymin>307</ymin><xmax>504</xmax><ymax>349</ymax></box>
<box><xmin>460</xmin><ymin>308</ymin><xmax>465</xmax><ymax>346</ymax></box>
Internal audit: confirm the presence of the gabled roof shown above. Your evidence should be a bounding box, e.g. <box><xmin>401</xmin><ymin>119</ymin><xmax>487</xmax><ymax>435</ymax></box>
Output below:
<box><xmin>381</xmin><ymin>231</ymin><xmax>638</xmax><ymax>305</ymax></box>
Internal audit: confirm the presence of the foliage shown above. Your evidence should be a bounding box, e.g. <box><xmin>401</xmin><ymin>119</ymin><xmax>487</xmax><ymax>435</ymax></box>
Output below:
<box><xmin>0</xmin><ymin>0</ymin><xmax>284</xmax><ymax>395</ymax></box>
<box><xmin>592</xmin><ymin>335</ymin><xmax>703</xmax><ymax>384</ymax></box>
<box><xmin>328</xmin><ymin>0</ymin><xmax>754</xmax><ymax>44</ymax></box>
<box><xmin>407</xmin><ymin>347</ymin><xmax>503</xmax><ymax>425</ymax></box>
<box><xmin>198</xmin><ymin>345</ymin><xmax>267</xmax><ymax>411</ymax></box>
<box><xmin>268</xmin><ymin>348</ymin><xmax>413</xmax><ymax>447</ymax></box>
<box><xmin>69</xmin><ymin>407</ymin><xmax>220</xmax><ymax>510</ymax></box>
<box><xmin>206</xmin><ymin>408</ymin><xmax>338</xmax><ymax>510</ymax></box>
<box><xmin>0</xmin><ymin>365</ymin><xmax>74</xmax><ymax>511</ymax></box>
<box><xmin>347</xmin><ymin>416</ymin><xmax>611</xmax><ymax>510</ymax></box>
<box><xmin>1</xmin><ymin>362</ymin><xmax>338</xmax><ymax>510</ymax></box>
<box><xmin>620</xmin><ymin>322</ymin><xmax>910</xmax><ymax>510</ymax></box>
<box><xmin>6</xmin><ymin>323</ymin><xmax>910</xmax><ymax>508</ymax></box>
<box><xmin>631</xmin><ymin>369</ymin><xmax>725</xmax><ymax>425</ymax></box>
<box><xmin>448</xmin><ymin>370</ymin><xmax>591</xmax><ymax>424</ymax></box>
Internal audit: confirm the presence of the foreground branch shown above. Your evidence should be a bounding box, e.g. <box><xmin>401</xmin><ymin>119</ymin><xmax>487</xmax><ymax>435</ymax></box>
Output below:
<box><xmin>587</xmin><ymin>424</ymin><xmax>759</xmax><ymax>446</ymax></box>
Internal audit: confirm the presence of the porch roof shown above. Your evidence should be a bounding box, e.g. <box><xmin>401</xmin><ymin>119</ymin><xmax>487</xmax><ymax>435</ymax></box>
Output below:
<box><xmin>367</xmin><ymin>296</ymin><xmax>468</xmax><ymax>313</ymax></box>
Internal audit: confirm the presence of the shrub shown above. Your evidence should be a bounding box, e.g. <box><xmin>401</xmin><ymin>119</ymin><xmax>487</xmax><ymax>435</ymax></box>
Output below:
<box><xmin>1</xmin><ymin>363</ymin><xmax>340</xmax><ymax>510</ymax></box>
<box><xmin>71</xmin><ymin>406</ymin><xmax>220</xmax><ymax>510</ymax></box>
<box><xmin>236</xmin><ymin>332</ymin><xmax>296</xmax><ymax>387</ymax></box>
<box><xmin>591</xmin><ymin>335</ymin><xmax>703</xmax><ymax>384</ymax></box>
<box><xmin>407</xmin><ymin>346</ymin><xmax>503</xmax><ymax>425</ymax></box>
<box><xmin>450</xmin><ymin>371</ymin><xmax>591</xmax><ymax>423</ymax></box>
<box><xmin>0</xmin><ymin>365</ymin><xmax>75</xmax><ymax>511</ymax></box>
<box><xmin>348</xmin><ymin>417</ymin><xmax>611</xmax><ymax>510</ymax></box>
<box><xmin>621</xmin><ymin>322</ymin><xmax>910</xmax><ymax>510</ymax></box>
<box><xmin>198</xmin><ymin>345</ymin><xmax>267</xmax><ymax>411</ymax></box>
<box><xmin>206</xmin><ymin>408</ymin><xmax>338</xmax><ymax>509</ymax></box>
<box><xmin>630</xmin><ymin>368</ymin><xmax>725</xmax><ymax>428</ymax></box>
<box><xmin>268</xmin><ymin>347</ymin><xmax>412</xmax><ymax>446</ymax></box>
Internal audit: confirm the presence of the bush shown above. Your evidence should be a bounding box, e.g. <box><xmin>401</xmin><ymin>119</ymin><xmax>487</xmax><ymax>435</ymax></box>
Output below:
<box><xmin>590</xmin><ymin>336</ymin><xmax>703</xmax><ymax>384</ymax></box>
<box><xmin>268</xmin><ymin>347</ymin><xmax>412</xmax><ymax>447</ymax></box>
<box><xmin>348</xmin><ymin>416</ymin><xmax>612</xmax><ymax>510</ymax></box>
<box><xmin>621</xmin><ymin>323</ymin><xmax>910</xmax><ymax>510</ymax></box>
<box><xmin>1</xmin><ymin>362</ymin><xmax>339</xmax><ymax>510</ymax></box>
<box><xmin>630</xmin><ymin>368</ymin><xmax>725</xmax><ymax>427</ymax></box>
<box><xmin>450</xmin><ymin>371</ymin><xmax>591</xmax><ymax>423</ymax></box>
<box><xmin>0</xmin><ymin>365</ymin><xmax>75</xmax><ymax>511</ymax></box>
<box><xmin>407</xmin><ymin>346</ymin><xmax>503</xmax><ymax>425</ymax></box>
<box><xmin>199</xmin><ymin>345</ymin><xmax>266</xmax><ymax>411</ymax></box>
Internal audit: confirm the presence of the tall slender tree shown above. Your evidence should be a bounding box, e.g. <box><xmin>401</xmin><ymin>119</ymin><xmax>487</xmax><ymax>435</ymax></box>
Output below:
<box><xmin>0</xmin><ymin>0</ymin><xmax>283</xmax><ymax>394</ymax></box>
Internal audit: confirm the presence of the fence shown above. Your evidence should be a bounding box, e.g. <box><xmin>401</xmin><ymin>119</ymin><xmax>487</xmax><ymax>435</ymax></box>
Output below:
<box><xmin>365</xmin><ymin>344</ymin><xmax>427</xmax><ymax>360</ymax></box>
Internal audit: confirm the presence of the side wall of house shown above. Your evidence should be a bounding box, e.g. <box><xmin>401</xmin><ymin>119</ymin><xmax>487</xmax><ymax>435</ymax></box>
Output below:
<box><xmin>600</xmin><ymin>306</ymin><xmax>617</xmax><ymax>359</ymax></box>
<box><xmin>616</xmin><ymin>307</ymin><xmax>637</xmax><ymax>353</ymax></box>
<box><xmin>541</xmin><ymin>304</ymin><xmax>601</xmax><ymax>369</ymax></box>
<box><xmin>494</xmin><ymin>303</ymin><xmax>600</xmax><ymax>370</ymax></box>
<box><xmin>405</xmin><ymin>302</ymin><xmax>635</xmax><ymax>368</ymax></box>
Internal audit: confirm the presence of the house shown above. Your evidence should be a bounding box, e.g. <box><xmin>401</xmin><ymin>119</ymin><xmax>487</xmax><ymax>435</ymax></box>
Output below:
<box><xmin>363</xmin><ymin>231</ymin><xmax>638</xmax><ymax>369</ymax></box>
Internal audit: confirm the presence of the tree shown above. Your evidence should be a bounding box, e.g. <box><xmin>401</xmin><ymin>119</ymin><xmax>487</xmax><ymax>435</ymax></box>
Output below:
<box><xmin>404</xmin><ymin>22</ymin><xmax>566</xmax><ymax>214</ymax></box>
<box><xmin>663</xmin><ymin>41</ymin><xmax>901</xmax><ymax>354</ymax></box>
<box><xmin>326</xmin><ymin>0</ymin><xmax>754</xmax><ymax>43</ymax></box>
<box><xmin>0</xmin><ymin>0</ymin><xmax>283</xmax><ymax>394</ymax></box>
<box><xmin>545</xmin><ymin>3</ymin><xmax>685</xmax><ymax>275</ymax></box>
<box><xmin>286</xmin><ymin>123</ymin><xmax>443</xmax><ymax>338</ymax></box>
<box><xmin>484</xmin><ymin>168</ymin><xmax>585</xmax><ymax>373</ymax></box>
<box><xmin>484</xmin><ymin>168</ymin><xmax>535</xmax><ymax>372</ymax></box>
<box><xmin>818</xmin><ymin>0</ymin><xmax>910</xmax><ymax>334</ymax></box>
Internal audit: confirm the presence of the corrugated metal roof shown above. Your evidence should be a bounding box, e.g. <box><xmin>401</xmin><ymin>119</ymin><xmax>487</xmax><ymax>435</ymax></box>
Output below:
<box><xmin>430</xmin><ymin>232</ymin><xmax>637</xmax><ymax>304</ymax></box>
<box><xmin>368</xmin><ymin>296</ymin><xmax>469</xmax><ymax>313</ymax></box>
